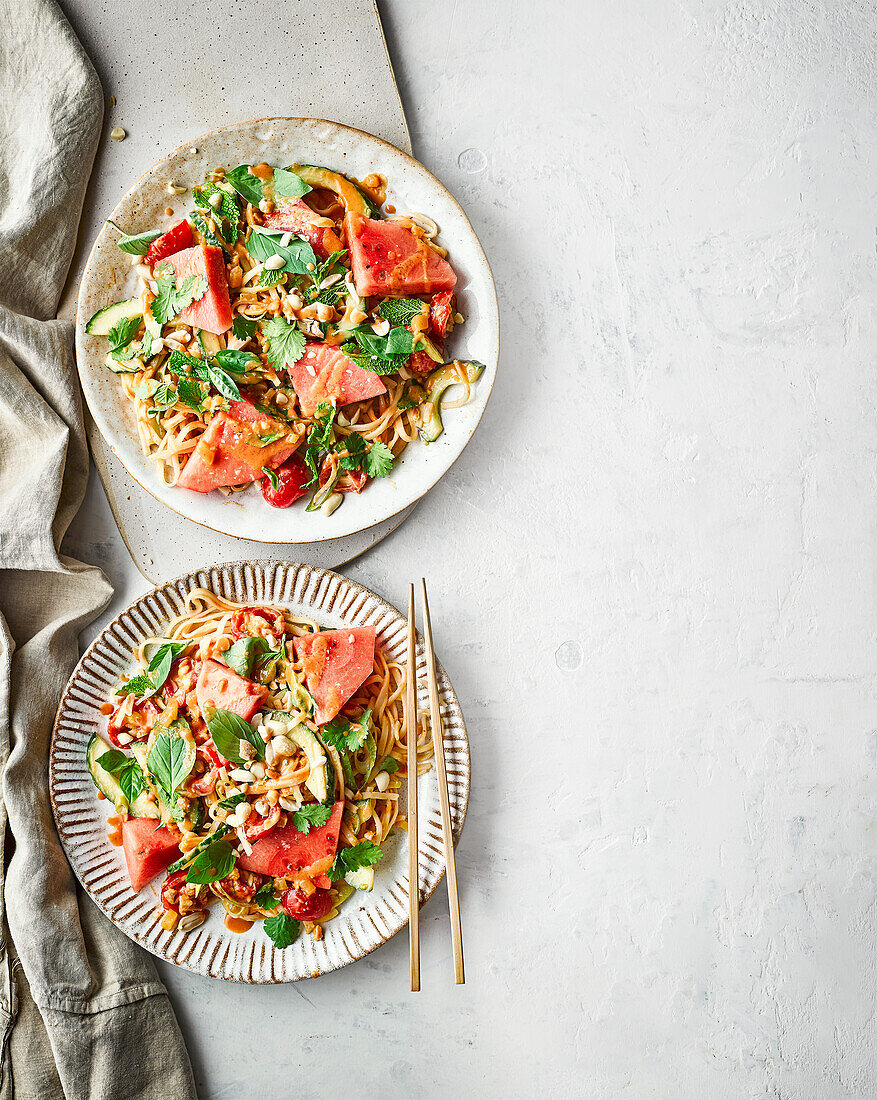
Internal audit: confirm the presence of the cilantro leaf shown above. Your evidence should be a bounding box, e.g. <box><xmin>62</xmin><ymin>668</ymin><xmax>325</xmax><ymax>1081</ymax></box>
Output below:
<box><xmin>225</xmin><ymin>165</ymin><xmax>264</xmax><ymax>206</ymax></box>
<box><xmin>186</xmin><ymin>837</ymin><xmax>237</xmax><ymax>885</ymax></box>
<box><xmin>116</xmin><ymin>674</ymin><xmax>155</xmax><ymax>697</ymax></box>
<box><xmin>107</xmin><ymin>315</ymin><xmax>141</xmax><ymax>352</ymax></box>
<box><xmin>363</xmin><ymin>441</ymin><xmax>394</xmax><ymax>479</ymax></box>
<box><xmin>247</xmin><ymin>228</ymin><xmax>318</xmax><ymax>277</ymax></box>
<box><xmin>320</xmin><ymin>710</ymin><xmax>372</xmax><ymax>754</ymax></box>
<box><xmin>262</xmin><ymin>316</ymin><xmax>306</xmax><ymax>372</ymax></box>
<box><xmin>337</xmin><ymin>432</ymin><xmax>367</xmax><ymax>471</ymax></box>
<box><xmin>377</xmin><ymin>298</ymin><xmax>426</xmax><ymax>327</ymax></box>
<box><xmin>206</xmin><ymin>708</ymin><xmax>265</xmax><ymax>763</ymax></box>
<box><xmin>328</xmin><ymin>840</ymin><xmax>383</xmax><ymax>882</ymax></box>
<box><xmin>262</xmin><ymin>466</ymin><xmax>280</xmax><ymax>491</ymax></box>
<box><xmin>263</xmin><ymin>912</ymin><xmax>300</xmax><ymax>948</ymax></box>
<box><xmin>273</xmin><ymin>167</ymin><xmax>311</xmax><ymax>199</ymax></box>
<box><xmin>291</xmin><ymin>802</ymin><xmax>332</xmax><ymax>835</ymax></box>
<box><xmin>232</xmin><ymin>316</ymin><xmax>258</xmax><ymax>341</ymax></box>
<box><xmin>253</xmin><ymin>882</ymin><xmax>280</xmax><ymax>910</ymax></box>
<box><xmin>151</xmin><ymin>274</ymin><xmax>208</xmax><ymax>325</ymax></box>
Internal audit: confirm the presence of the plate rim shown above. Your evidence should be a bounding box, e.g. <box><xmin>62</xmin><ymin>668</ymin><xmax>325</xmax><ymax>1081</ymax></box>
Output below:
<box><xmin>75</xmin><ymin>116</ymin><xmax>500</xmax><ymax>544</ymax></box>
<box><xmin>49</xmin><ymin>560</ymin><xmax>470</xmax><ymax>982</ymax></box>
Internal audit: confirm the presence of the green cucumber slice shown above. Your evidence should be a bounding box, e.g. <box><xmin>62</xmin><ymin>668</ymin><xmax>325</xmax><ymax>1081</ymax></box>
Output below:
<box><xmin>85</xmin><ymin>298</ymin><xmax>143</xmax><ymax>336</ymax></box>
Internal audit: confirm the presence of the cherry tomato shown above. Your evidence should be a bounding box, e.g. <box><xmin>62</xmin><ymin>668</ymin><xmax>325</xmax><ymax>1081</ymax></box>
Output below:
<box><xmin>244</xmin><ymin>804</ymin><xmax>281</xmax><ymax>843</ymax></box>
<box><xmin>186</xmin><ymin>765</ymin><xmax>218</xmax><ymax>796</ymax></box>
<box><xmin>227</xmin><ymin>607</ymin><xmax>285</xmax><ymax>640</ymax></box>
<box><xmin>218</xmin><ymin>870</ymin><xmax>260</xmax><ymax>903</ymax></box>
<box><xmin>107</xmin><ymin>697</ymin><xmax>161</xmax><ymax>746</ymax></box>
<box><xmin>407</xmin><ymin>350</ymin><xmax>436</xmax><ymax>374</ymax></box>
<box><xmin>144</xmin><ymin>220</ymin><xmax>194</xmax><ymax>265</ymax></box>
<box><xmin>281</xmin><ymin>886</ymin><xmax>334</xmax><ymax>921</ymax></box>
<box><xmin>429</xmin><ymin>290</ymin><xmax>455</xmax><ymax>338</ymax></box>
<box><xmin>200</xmin><ymin>739</ymin><xmax>227</xmax><ymax>769</ymax></box>
<box><xmin>160</xmin><ymin>870</ymin><xmax>188</xmax><ymax>911</ymax></box>
<box><xmin>261</xmin><ymin>456</ymin><xmax>310</xmax><ymax>508</ymax></box>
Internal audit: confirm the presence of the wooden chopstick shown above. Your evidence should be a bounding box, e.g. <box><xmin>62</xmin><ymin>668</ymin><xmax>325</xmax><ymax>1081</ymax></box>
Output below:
<box><xmin>420</xmin><ymin>578</ymin><xmax>465</xmax><ymax>985</ymax></box>
<box><xmin>406</xmin><ymin>583</ymin><xmax>420</xmax><ymax>992</ymax></box>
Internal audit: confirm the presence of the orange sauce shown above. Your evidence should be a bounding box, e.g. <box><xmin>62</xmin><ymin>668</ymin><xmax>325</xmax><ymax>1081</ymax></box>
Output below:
<box><xmin>224</xmin><ymin>915</ymin><xmax>253</xmax><ymax>934</ymax></box>
<box><xmin>97</xmin><ymin>790</ymin><xmax>105</xmax><ymax>800</ymax></box>
<box><xmin>107</xmin><ymin>814</ymin><xmax>124</xmax><ymax>847</ymax></box>
<box><xmin>249</xmin><ymin>162</ymin><xmax>274</xmax><ymax>181</ymax></box>
<box><xmin>99</xmin><ymin>702</ymin><xmax>114</xmax><ymax>715</ymax></box>
<box><xmin>385</xmin><ymin>204</ymin><xmax>396</xmax><ymax>214</ymax></box>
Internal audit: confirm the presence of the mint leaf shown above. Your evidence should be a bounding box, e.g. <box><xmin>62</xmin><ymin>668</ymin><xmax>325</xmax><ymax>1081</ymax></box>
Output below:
<box><xmin>273</xmin><ymin>167</ymin><xmax>311</xmax><ymax>199</ymax></box>
<box><xmin>247</xmin><ymin>228</ymin><xmax>318</xmax><ymax>277</ymax></box>
<box><xmin>262</xmin><ymin>316</ymin><xmax>306</xmax><ymax>372</ymax></box>
<box><xmin>377</xmin><ymin>298</ymin><xmax>426</xmax><ymax>327</ymax></box>
<box><xmin>337</xmin><ymin>432</ymin><xmax>367</xmax><ymax>471</ymax></box>
<box><xmin>176</xmin><ymin>378</ymin><xmax>205</xmax><ymax>411</ymax></box>
<box><xmin>190</xmin><ymin>211</ymin><xmax>230</xmax><ymax>257</ymax></box>
<box><xmin>107</xmin><ymin>315</ymin><xmax>141</xmax><ymax>352</ymax></box>
<box><xmin>263</xmin><ymin>912</ymin><xmax>300</xmax><ymax>948</ymax></box>
<box><xmin>193</xmin><ymin>183</ymin><xmax>239</xmax><ymax>228</ymax></box>
<box><xmin>232</xmin><ymin>316</ymin><xmax>258</xmax><ymax>341</ymax></box>
<box><xmin>291</xmin><ymin>802</ymin><xmax>332</xmax><ymax>835</ymax></box>
<box><xmin>206</xmin><ymin>708</ymin><xmax>265</xmax><ymax>763</ymax></box>
<box><xmin>377</xmin><ymin>756</ymin><xmax>399</xmax><ymax>774</ymax></box>
<box><xmin>328</xmin><ymin>840</ymin><xmax>383</xmax><ymax>882</ymax></box>
<box><xmin>363</xmin><ymin>441</ymin><xmax>394</xmax><ymax>479</ymax></box>
<box><xmin>226</xmin><ymin>165</ymin><xmax>264</xmax><ymax>206</ymax></box>
<box><xmin>152</xmin><ymin>382</ymin><xmax>177</xmax><ymax>408</ymax></box>
<box><xmin>186</xmin><ymin>837</ymin><xmax>236</xmax><ymax>885</ymax></box>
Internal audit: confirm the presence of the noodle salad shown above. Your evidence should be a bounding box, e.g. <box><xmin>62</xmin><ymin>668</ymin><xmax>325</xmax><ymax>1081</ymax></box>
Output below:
<box><xmin>84</xmin><ymin>161</ymin><xmax>484</xmax><ymax>516</ymax></box>
<box><xmin>86</xmin><ymin>591</ymin><xmax>433</xmax><ymax>948</ymax></box>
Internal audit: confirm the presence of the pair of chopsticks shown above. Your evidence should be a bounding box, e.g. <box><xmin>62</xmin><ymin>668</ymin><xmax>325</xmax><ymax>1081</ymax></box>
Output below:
<box><xmin>406</xmin><ymin>579</ymin><xmax>464</xmax><ymax>990</ymax></box>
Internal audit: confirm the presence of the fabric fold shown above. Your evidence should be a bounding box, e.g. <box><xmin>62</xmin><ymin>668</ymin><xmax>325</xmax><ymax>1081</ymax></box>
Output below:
<box><xmin>0</xmin><ymin>1</ymin><xmax>196</xmax><ymax>1097</ymax></box>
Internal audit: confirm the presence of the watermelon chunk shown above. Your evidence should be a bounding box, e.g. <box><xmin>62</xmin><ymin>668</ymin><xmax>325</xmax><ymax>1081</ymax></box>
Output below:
<box><xmin>290</xmin><ymin>342</ymin><xmax>386</xmax><ymax>417</ymax></box>
<box><xmin>262</xmin><ymin>198</ymin><xmax>344</xmax><ymax>259</ymax></box>
<box><xmin>293</xmin><ymin>626</ymin><xmax>376</xmax><ymax>725</ymax></box>
<box><xmin>167</xmin><ymin>244</ymin><xmax>233</xmax><ymax>334</ymax></box>
<box><xmin>195</xmin><ymin>658</ymin><xmax>267</xmax><ymax>724</ymax></box>
<box><xmin>237</xmin><ymin>802</ymin><xmax>344</xmax><ymax>888</ymax></box>
<box><xmin>121</xmin><ymin>817</ymin><xmax>182</xmax><ymax>893</ymax></box>
<box><xmin>144</xmin><ymin>219</ymin><xmax>194</xmax><ymax>265</ymax></box>
<box><xmin>344</xmin><ymin>212</ymin><xmax>457</xmax><ymax>297</ymax></box>
<box><xmin>177</xmin><ymin>399</ymin><xmax>300</xmax><ymax>493</ymax></box>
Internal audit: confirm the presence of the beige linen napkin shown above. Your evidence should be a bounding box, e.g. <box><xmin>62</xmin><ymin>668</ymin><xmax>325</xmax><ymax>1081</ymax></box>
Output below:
<box><xmin>0</xmin><ymin>2</ymin><xmax>196</xmax><ymax>1097</ymax></box>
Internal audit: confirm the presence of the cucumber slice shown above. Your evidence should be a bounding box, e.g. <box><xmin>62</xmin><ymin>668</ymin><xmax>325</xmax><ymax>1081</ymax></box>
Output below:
<box><xmin>167</xmin><ymin>824</ymin><xmax>231</xmax><ymax>875</ymax></box>
<box><xmin>293</xmin><ymin>165</ymin><xmax>377</xmax><ymax>218</ymax></box>
<box><xmin>197</xmin><ymin>329</ymin><xmax>223</xmax><ymax>357</ymax></box>
<box><xmin>344</xmin><ymin>865</ymin><xmax>374</xmax><ymax>891</ymax></box>
<box><xmin>419</xmin><ymin>360</ymin><xmax>486</xmax><ymax>443</ymax></box>
<box><xmin>104</xmin><ymin>352</ymin><xmax>142</xmax><ymax>375</ymax></box>
<box><xmin>85</xmin><ymin>298</ymin><xmax>143</xmax><ymax>336</ymax></box>
<box><xmin>86</xmin><ymin>735</ymin><xmax>126</xmax><ymax>809</ymax></box>
<box><xmin>86</xmin><ymin>735</ymin><xmax>159</xmax><ymax>818</ymax></box>
<box><xmin>265</xmin><ymin>712</ymin><xmax>328</xmax><ymax>801</ymax></box>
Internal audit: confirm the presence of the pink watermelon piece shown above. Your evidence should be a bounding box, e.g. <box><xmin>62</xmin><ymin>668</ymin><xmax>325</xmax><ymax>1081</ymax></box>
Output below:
<box><xmin>290</xmin><ymin>342</ymin><xmax>386</xmax><ymax>417</ymax></box>
<box><xmin>293</xmin><ymin>626</ymin><xmax>376</xmax><ymax>725</ymax></box>
<box><xmin>121</xmin><ymin>818</ymin><xmax>182</xmax><ymax>893</ymax></box>
<box><xmin>195</xmin><ymin>658</ymin><xmax>267</xmax><ymax>724</ymax></box>
<box><xmin>237</xmin><ymin>802</ymin><xmax>344</xmax><ymax>888</ymax></box>
<box><xmin>167</xmin><ymin>244</ymin><xmax>233</xmax><ymax>334</ymax></box>
<box><xmin>177</xmin><ymin>400</ymin><xmax>300</xmax><ymax>493</ymax></box>
<box><xmin>262</xmin><ymin>198</ymin><xmax>344</xmax><ymax>259</ymax></box>
<box><xmin>344</xmin><ymin>211</ymin><xmax>457</xmax><ymax>297</ymax></box>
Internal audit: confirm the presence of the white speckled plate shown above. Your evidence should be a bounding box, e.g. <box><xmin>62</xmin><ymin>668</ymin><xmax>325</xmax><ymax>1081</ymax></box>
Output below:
<box><xmin>49</xmin><ymin>563</ymin><xmax>469</xmax><ymax>982</ymax></box>
<box><xmin>75</xmin><ymin>117</ymin><xmax>498</xmax><ymax>543</ymax></box>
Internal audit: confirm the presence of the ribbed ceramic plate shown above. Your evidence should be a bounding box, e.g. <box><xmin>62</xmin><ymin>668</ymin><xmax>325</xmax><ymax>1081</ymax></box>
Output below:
<box><xmin>75</xmin><ymin>117</ymin><xmax>498</xmax><ymax>544</ymax></box>
<box><xmin>49</xmin><ymin>563</ymin><xmax>469</xmax><ymax>982</ymax></box>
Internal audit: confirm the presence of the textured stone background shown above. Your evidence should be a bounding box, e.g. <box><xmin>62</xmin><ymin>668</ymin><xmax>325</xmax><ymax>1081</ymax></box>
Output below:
<box><xmin>62</xmin><ymin>0</ymin><xmax>877</xmax><ymax>1096</ymax></box>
